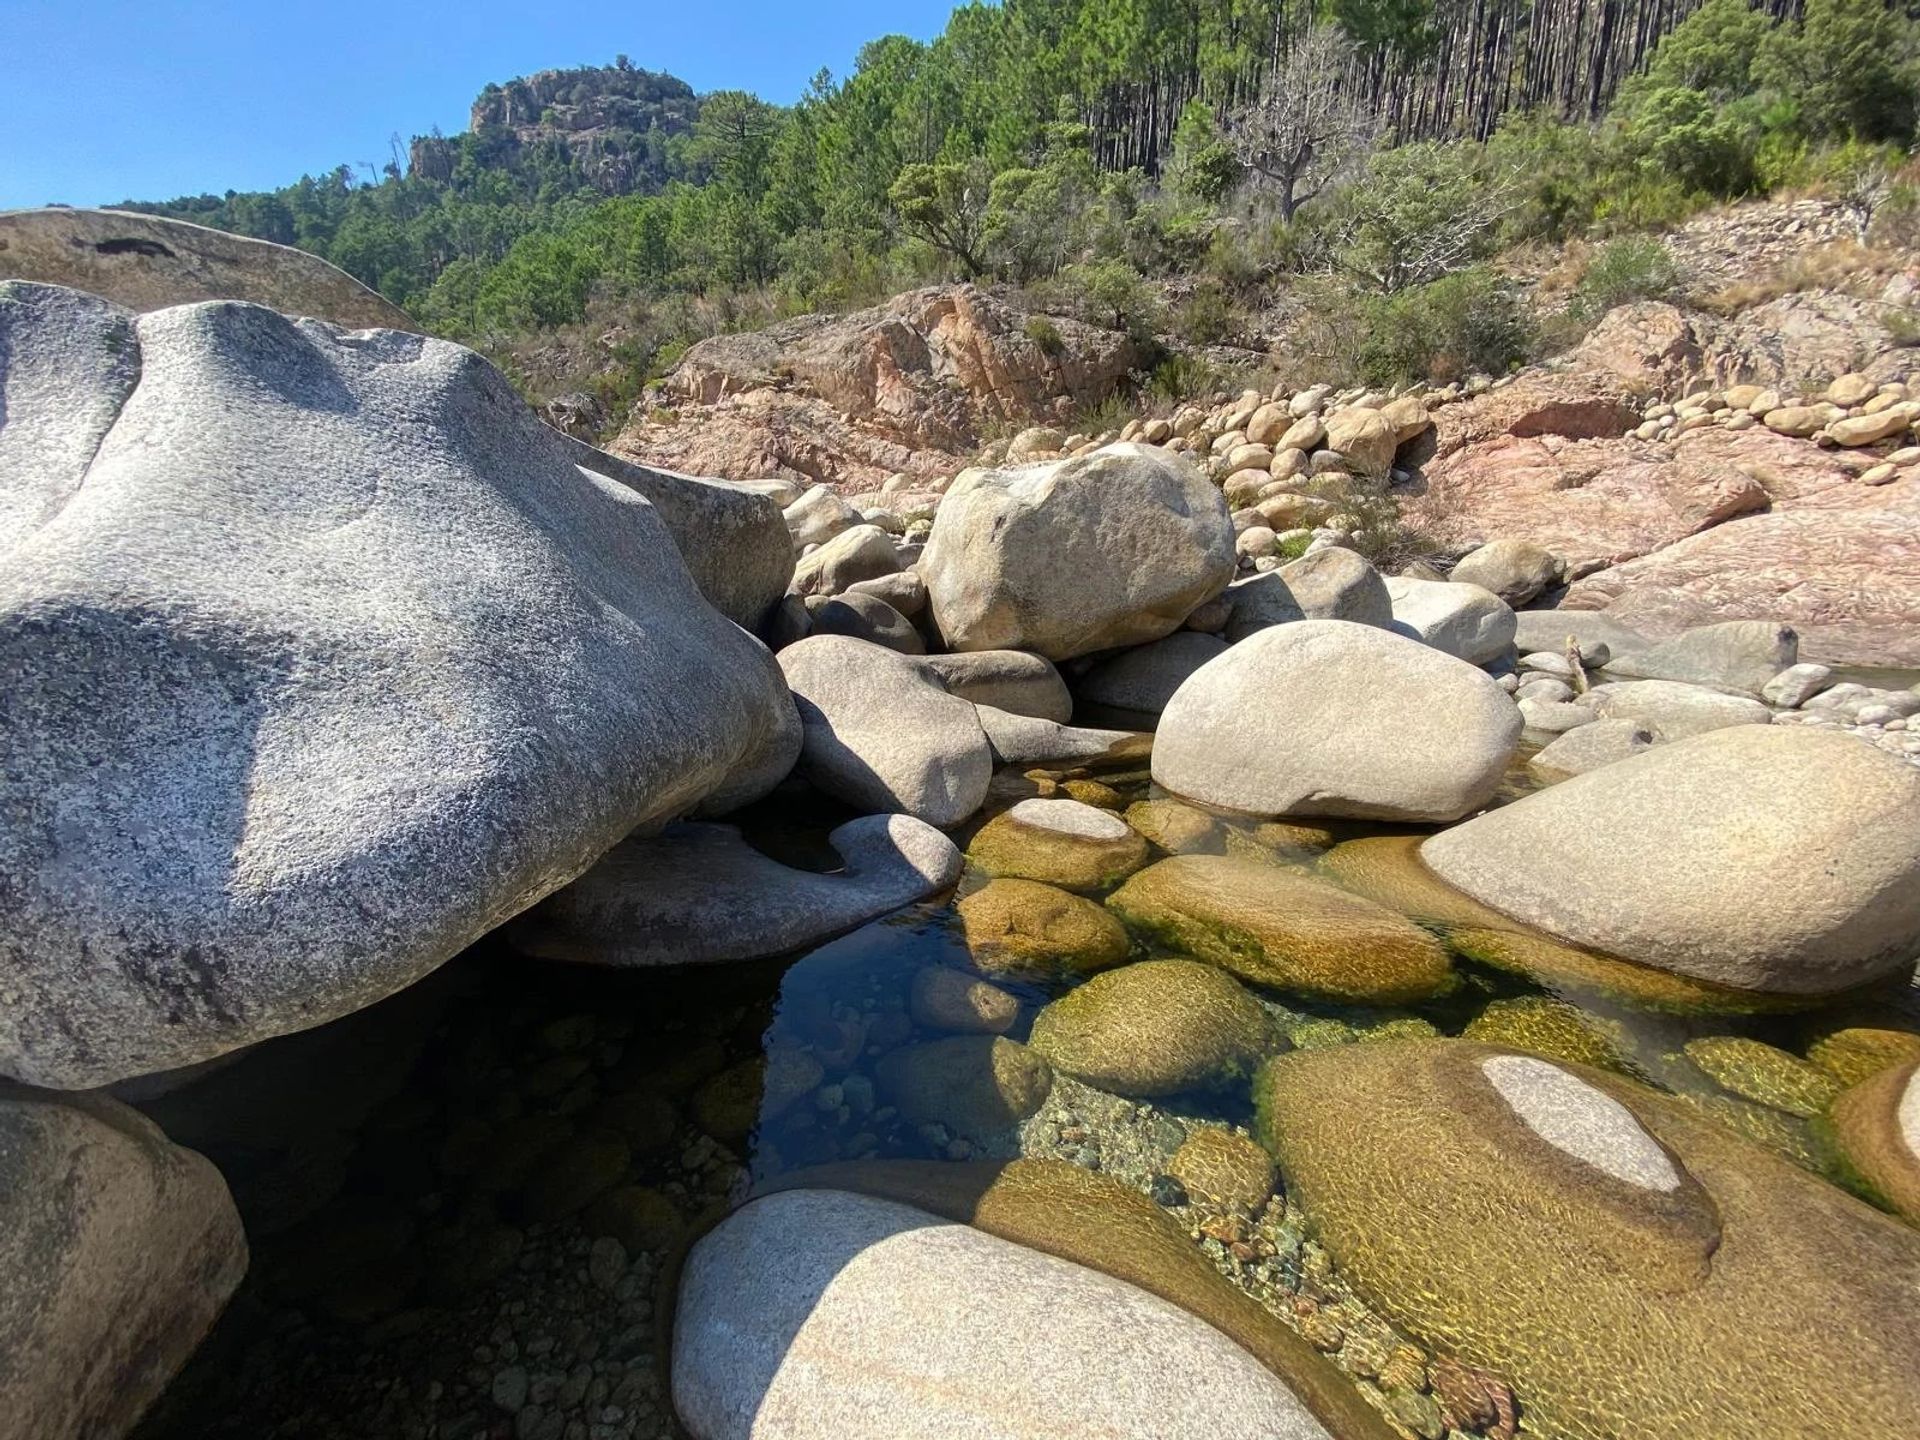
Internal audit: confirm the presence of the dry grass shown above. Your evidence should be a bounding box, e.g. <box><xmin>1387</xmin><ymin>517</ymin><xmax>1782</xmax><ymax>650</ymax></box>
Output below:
<box><xmin>1696</xmin><ymin>240</ymin><xmax>1904</xmax><ymax>316</ymax></box>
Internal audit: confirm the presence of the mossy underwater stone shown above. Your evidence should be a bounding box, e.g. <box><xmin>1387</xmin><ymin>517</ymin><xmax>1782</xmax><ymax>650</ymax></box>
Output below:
<box><xmin>966</xmin><ymin>797</ymin><xmax>1151</xmax><ymax>891</ymax></box>
<box><xmin>1257</xmin><ymin>1039</ymin><xmax>1920</xmax><ymax>1440</ymax></box>
<box><xmin>1028</xmin><ymin>959</ymin><xmax>1273</xmax><ymax>1096</ymax></box>
<box><xmin>1462</xmin><ymin>995</ymin><xmax>1630</xmax><ymax>1073</ymax></box>
<box><xmin>1123</xmin><ymin>797</ymin><xmax>1225</xmax><ymax>854</ymax></box>
<box><xmin>1803</xmin><ymin>1020</ymin><xmax>1920</xmax><ymax>1088</ymax></box>
<box><xmin>1167</xmin><ymin>1126</ymin><xmax>1278</xmax><ymax>1212</ymax></box>
<box><xmin>955</xmin><ymin>877</ymin><xmax>1132</xmax><ymax>979</ymax></box>
<box><xmin>1824</xmin><ymin>1060</ymin><xmax>1920</xmax><ymax>1222</ymax></box>
<box><xmin>874</xmin><ymin>1035</ymin><xmax>1054</xmax><ymax>1140</ymax></box>
<box><xmin>753</xmin><ymin>1157</ymin><xmax>1399</xmax><ymax>1440</ymax></box>
<box><xmin>1681</xmin><ymin>1035</ymin><xmax>1844</xmax><ymax>1118</ymax></box>
<box><xmin>1107</xmin><ymin>855</ymin><xmax>1454</xmax><ymax>1004</ymax></box>
<box><xmin>1318</xmin><ymin>835</ymin><xmax>1815</xmax><ymax>1015</ymax></box>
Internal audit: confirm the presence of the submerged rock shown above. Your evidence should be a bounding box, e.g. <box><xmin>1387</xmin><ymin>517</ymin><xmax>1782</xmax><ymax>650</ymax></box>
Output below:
<box><xmin>874</xmin><ymin>1036</ymin><xmax>1053</xmax><ymax>1140</ymax></box>
<box><xmin>1825</xmin><ymin>1060</ymin><xmax>1920</xmax><ymax>1223</ymax></box>
<box><xmin>1421</xmin><ymin>726</ymin><xmax>1920</xmax><ymax>996</ymax></box>
<box><xmin>674</xmin><ymin>1174</ymin><xmax>1381</xmax><ymax>1440</ymax></box>
<box><xmin>966</xmin><ymin>798</ymin><xmax>1151</xmax><ymax>891</ymax></box>
<box><xmin>1166</xmin><ymin>1126</ymin><xmax>1278</xmax><ymax>1212</ymax></box>
<box><xmin>1028</xmin><ymin>958</ymin><xmax>1273</xmax><ymax>1096</ymax></box>
<box><xmin>0</xmin><ymin>284</ymin><xmax>799</xmax><ymax>1087</ymax></box>
<box><xmin>1123</xmin><ymin>798</ymin><xmax>1226</xmax><ymax>854</ymax></box>
<box><xmin>1803</xmin><ymin>1020</ymin><xmax>1920</xmax><ymax>1087</ymax></box>
<box><xmin>780</xmin><ymin>634</ymin><xmax>992</xmax><ymax>827</ymax></box>
<box><xmin>1681</xmin><ymin>1036</ymin><xmax>1844</xmax><ymax>1118</ymax></box>
<box><xmin>509</xmin><ymin>815</ymin><xmax>961</xmax><ymax>966</ymax></box>
<box><xmin>908</xmin><ymin>966</ymin><xmax>1019</xmax><ymax>1034</ymax></box>
<box><xmin>1257</xmin><ymin>1040</ymin><xmax>1920</xmax><ymax>1440</ymax></box>
<box><xmin>1461</xmin><ymin>995</ymin><xmax>1630</xmax><ymax>1072</ymax></box>
<box><xmin>921</xmin><ymin>444</ymin><xmax>1235</xmax><ymax>660</ymax></box>
<box><xmin>1153</xmin><ymin>619</ymin><xmax>1521</xmax><ymax>823</ymax></box>
<box><xmin>1107</xmin><ymin>855</ymin><xmax>1454</xmax><ymax>1004</ymax></box>
<box><xmin>954</xmin><ymin>878</ymin><xmax>1133</xmax><ymax>980</ymax></box>
<box><xmin>0</xmin><ymin>1085</ymin><xmax>247</xmax><ymax>1439</ymax></box>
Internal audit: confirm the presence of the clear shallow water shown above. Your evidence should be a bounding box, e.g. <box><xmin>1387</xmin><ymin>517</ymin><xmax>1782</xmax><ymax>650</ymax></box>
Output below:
<box><xmin>131</xmin><ymin>748</ymin><xmax>1920</xmax><ymax>1440</ymax></box>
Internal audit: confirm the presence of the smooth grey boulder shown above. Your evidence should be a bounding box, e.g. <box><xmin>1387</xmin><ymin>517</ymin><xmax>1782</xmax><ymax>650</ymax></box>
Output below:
<box><xmin>552</xmin><ymin>436</ymin><xmax>793</xmax><ymax>632</ymax></box>
<box><xmin>1449</xmin><ymin>538</ymin><xmax>1564</xmax><ymax>605</ymax></box>
<box><xmin>784</xmin><ymin>484</ymin><xmax>862</xmax><ymax>548</ymax></box>
<box><xmin>0</xmin><ymin>1085</ymin><xmax>247</xmax><ymax>1439</ymax></box>
<box><xmin>1423</xmin><ymin>725</ymin><xmax>1920</xmax><ymax>994</ymax></box>
<box><xmin>1153</xmin><ymin>620</ymin><xmax>1522</xmax><ymax>823</ymax></box>
<box><xmin>921</xmin><ymin>444</ymin><xmax>1235</xmax><ymax>660</ymax></box>
<box><xmin>0</xmin><ymin>286</ymin><xmax>800</xmax><ymax>1087</ymax></box>
<box><xmin>1073</xmin><ymin>632</ymin><xmax>1227</xmax><ymax>729</ymax></box>
<box><xmin>1385</xmin><ymin>575</ymin><xmax>1517</xmax><ymax>666</ymax></box>
<box><xmin>1605</xmin><ymin>619</ymin><xmax>1797</xmax><ymax>696</ymax></box>
<box><xmin>1587</xmin><ymin>679</ymin><xmax>1772</xmax><ymax>740</ymax></box>
<box><xmin>780</xmin><ymin>635</ymin><xmax>992</xmax><ymax>827</ymax></box>
<box><xmin>0</xmin><ymin>207</ymin><xmax>414</xmax><ymax>330</ymax></box>
<box><xmin>1221</xmin><ymin>547</ymin><xmax>1392</xmax><ymax>642</ymax></box>
<box><xmin>805</xmin><ymin>591</ymin><xmax>925</xmax><ymax>655</ymax></box>
<box><xmin>1763</xmin><ymin>662</ymin><xmax>1837</xmax><ymax>709</ymax></box>
<box><xmin>976</xmin><ymin>706</ymin><xmax>1146</xmax><ymax>766</ymax></box>
<box><xmin>1517</xmin><ymin>697</ymin><xmax>1596</xmax><ymax>733</ymax></box>
<box><xmin>509</xmin><ymin>815</ymin><xmax>961</xmax><ymax>966</ymax></box>
<box><xmin>917</xmin><ymin>650</ymin><xmax>1072</xmax><ymax>723</ymax></box>
<box><xmin>844</xmin><ymin>569</ymin><xmax>927</xmax><ymax>619</ymax></box>
<box><xmin>791</xmin><ymin>522</ymin><xmax>900</xmax><ymax>599</ymax></box>
<box><xmin>1512</xmin><ymin>608</ymin><xmax>1650</xmax><ymax>663</ymax></box>
<box><xmin>672</xmin><ymin>1188</ymin><xmax>1341</xmax><ymax>1440</ymax></box>
<box><xmin>1526</xmin><ymin>717</ymin><xmax>1656</xmax><ymax>780</ymax></box>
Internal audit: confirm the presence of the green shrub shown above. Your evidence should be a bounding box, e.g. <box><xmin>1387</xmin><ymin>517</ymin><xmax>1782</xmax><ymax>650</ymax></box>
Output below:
<box><xmin>1168</xmin><ymin>281</ymin><xmax>1242</xmax><ymax>346</ymax></box>
<box><xmin>1024</xmin><ymin>314</ymin><xmax>1067</xmax><ymax>357</ymax></box>
<box><xmin>1572</xmin><ymin>237</ymin><xmax>1680</xmax><ymax>318</ymax></box>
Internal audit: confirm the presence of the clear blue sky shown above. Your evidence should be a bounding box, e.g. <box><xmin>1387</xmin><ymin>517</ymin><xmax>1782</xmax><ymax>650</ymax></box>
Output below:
<box><xmin>0</xmin><ymin>0</ymin><xmax>958</xmax><ymax>209</ymax></box>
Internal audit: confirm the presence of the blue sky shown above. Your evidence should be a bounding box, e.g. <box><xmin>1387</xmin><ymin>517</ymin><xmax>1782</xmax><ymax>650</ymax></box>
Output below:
<box><xmin>0</xmin><ymin>0</ymin><xmax>957</xmax><ymax>209</ymax></box>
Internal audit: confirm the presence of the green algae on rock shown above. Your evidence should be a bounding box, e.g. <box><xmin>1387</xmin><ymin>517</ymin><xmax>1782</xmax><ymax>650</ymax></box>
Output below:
<box><xmin>874</xmin><ymin>1035</ymin><xmax>1054</xmax><ymax>1139</ymax></box>
<box><xmin>755</xmin><ymin>1157</ymin><xmax>1401</xmax><ymax>1440</ymax></box>
<box><xmin>1028</xmin><ymin>958</ymin><xmax>1274</xmax><ymax>1096</ymax></box>
<box><xmin>1256</xmin><ymin>1040</ymin><xmax>1920</xmax><ymax>1440</ymax></box>
<box><xmin>1803</xmin><ymin>1020</ymin><xmax>1920</xmax><ymax>1088</ymax></box>
<box><xmin>1318</xmin><ymin>835</ymin><xmax>1816</xmax><ymax>1015</ymax></box>
<box><xmin>1122</xmin><ymin>797</ymin><xmax>1226</xmax><ymax>855</ymax></box>
<box><xmin>1462</xmin><ymin>995</ymin><xmax>1631</xmax><ymax>1073</ymax></box>
<box><xmin>1167</xmin><ymin>1126</ymin><xmax>1278</xmax><ymax>1212</ymax></box>
<box><xmin>955</xmin><ymin>877</ymin><xmax>1132</xmax><ymax>980</ymax></box>
<box><xmin>1681</xmin><ymin>1036</ymin><xmax>1845</xmax><ymax>1118</ymax></box>
<box><xmin>1107</xmin><ymin>855</ymin><xmax>1454</xmax><ymax>1004</ymax></box>
<box><xmin>967</xmin><ymin>797</ymin><xmax>1152</xmax><ymax>891</ymax></box>
<box><xmin>1822</xmin><ymin>1060</ymin><xmax>1920</xmax><ymax>1223</ymax></box>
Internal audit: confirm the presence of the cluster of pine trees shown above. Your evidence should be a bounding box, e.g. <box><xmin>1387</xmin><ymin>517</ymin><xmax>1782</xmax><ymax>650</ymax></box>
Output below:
<box><xmin>127</xmin><ymin>0</ymin><xmax>1920</xmax><ymax>390</ymax></box>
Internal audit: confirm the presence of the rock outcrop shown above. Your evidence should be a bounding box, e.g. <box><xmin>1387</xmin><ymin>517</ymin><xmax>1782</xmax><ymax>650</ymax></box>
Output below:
<box><xmin>0</xmin><ymin>284</ymin><xmax>799</xmax><ymax>1087</ymax></box>
<box><xmin>0</xmin><ymin>208</ymin><xmax>415</xmax><ymax>329</ymax></box>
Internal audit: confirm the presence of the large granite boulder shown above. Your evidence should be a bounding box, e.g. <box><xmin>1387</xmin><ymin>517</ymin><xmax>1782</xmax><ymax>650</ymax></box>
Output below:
<box><xmin>779</xmin><ymin>635</ymin><xmax>992</xmax><ymax>826</ymax></box>
<box><xmin>1220</xmin><ymin>547</ymin><xmax>1394</xmax><ymax>643</ymax></box>
<box><xmin>508</xmin><ymin>815</ymin><xmax>961</xmax><ymax>966</ymax></box>
<box><xmin>1258</xmin><ymin>1040</ymin><xmax>1920</xmax><ymax>1440</ymax></box>
<box><xmin>1153</xmin><ymin>619</ymin><xmax>1521</xmax><ymax>822</ymax></box>
<box><xmin>1448</xmin><ymin>538</ymin><xmax>1564</xmax><ymax>605</ymax></box>
<box><xmin>0</xmin><ymin>285</ymin><xmax>800</xmax><ymax>1088</ymax></box>
<box><xmin>1603</xmin><ymin>619</ymin><xmax>1797</xmax><ymax>696</ymax></box>
<box><xmin>1385</xmin><ymin>575</ymin><xmax>1517</xmax><ymax>666</ymax></box>
<box><xmin>921</xmin><ymin>444</ymin><xmax>1235</xmax><ymax>660</ymax></box>
<box><xmin>1421</xmin><ymin>726</ymin><xmax>1920</xmax><ymax>995</ymax></box>
<box><xmin>915</xmin><ymin>650</ymin><xmax>1072</xmax><ymax>722</ymax></box>
<box><xmin>0</xmin><ymin>1085</ymin><xmax>247</xmax><ymax>1438</ymax></box>
<box><xmin>0</xmin><ymin>207</ymin><xmax>414</xmax><ymax>329</ymax></box>
<box><xmin>673</xmin><ymin>1183</ymin><xmax>1363</xmax><ymax>1440</ymax></box>
<box><xmin>1585</xmin><ymin>679</ymin><xmax>1772</xmax><ymax>739</ymax></box>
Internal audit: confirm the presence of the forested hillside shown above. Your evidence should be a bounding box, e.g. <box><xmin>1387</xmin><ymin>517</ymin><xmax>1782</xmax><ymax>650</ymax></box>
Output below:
<box><xmin>122</xmin><ymin>0</ymin><xmax>1920</xmax><ymax>413</ymax></box>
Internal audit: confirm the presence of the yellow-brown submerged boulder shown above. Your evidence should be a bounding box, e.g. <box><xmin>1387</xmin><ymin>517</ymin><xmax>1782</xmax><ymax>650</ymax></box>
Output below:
<box><xmin>1257</xmin><ymin>1039</ymin><xmax>1920</xmax><ymax>1440</ymax></box>
<box><xmin>1826</xmin><ymin>1060</ymin><xmax>1920</xmax><ymax>1223</ymax></box>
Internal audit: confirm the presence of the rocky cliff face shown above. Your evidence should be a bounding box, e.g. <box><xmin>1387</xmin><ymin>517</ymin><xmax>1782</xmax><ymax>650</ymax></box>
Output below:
<box><xmin>445</xmin><ymin>65</ymin><xmax>699</xmax><ymax>196</ymax></box>
<box><xmin>615</xmin><ymin>285</ymin><xmax>1146</xmax><ymax>488</ymax></box>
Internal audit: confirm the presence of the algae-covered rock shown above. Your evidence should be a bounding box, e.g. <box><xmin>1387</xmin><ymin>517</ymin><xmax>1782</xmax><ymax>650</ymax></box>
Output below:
<box><xmin>1123</xmin><ymin>798</ymin><xmax>1225</xmax><ymax>854</ymax></box>
<box><xmin>1107</xmin><ymin>856</ymin><xmax>1454</xmax><ymax>1004</ymax></box>
<box><xmin>755</xmin><ymin>1158</ymin><xmax>1399</xmax><ymax>1440</ymax></box>
<box><xmin>955</xmin><ymin>878</ymin><xmax>1132</xmax><ymax>980</ymax></box>
<box><xmin>1257</xmin><ymin>1040</ymin><xmax>1920</xmax><ymax>1440</ymax></box>
<box><xmin>908</xmin><ymin>966</ymin><xmax>1019</xmax><ymax>1034</ymax></box>
<box><xmin>1221</xmin><ymin>820</ymin><xmax>1341</xmax><ymax>865</ymax></box>
<box><xmin>1672</xmin><ymin>1090</ymin><xmax>1830</xmax><ymax>1174</ymax></box>
<box><xmin>1167</xmin><ymin>1127</ymin><xmax>1278</xmax><ymax>1212</ymax></box>
<box><xmin>1318</xmin><ymin>836</ymin><xmax>1815</xmax><ymax>1015</ymax></box>
<box><xmin>966</xmin><ymin>798</ymin><xmax>1151</xmax><ymax>891</ymax></box>
<box><xmin>1804</xmin><ymin>1021</ymin><xmax>1920</xmax><ymax>1088</ymax></box>
<box><xmin>1461</xmin><ymin>996</ymin><xmax>1629</xmax><ymax>1072</ymax></box>
<box><xmin>691</xmin><ymin>1051</ymin><xmax>823</xmax><ymax>1144</ymax></box>
<box><xmin>1824</xmin><ymin>1061</ymin><xmax>1920</xmax><ymax>1222</ymax></box>
<box><xmin>1028</xmin><ymin>959</ymin><xmax>1273</xmax><ymax>1096</ymax></box>
<box><xmin>1681</xmin><ymin>1036</ymin><xmax>1844</xmax><ymax>1118</ymax></box>
<box><xmin>874</xmin><ymin>1036</ymin><xmax>1053</xmax><ymax>1140</ymax></box>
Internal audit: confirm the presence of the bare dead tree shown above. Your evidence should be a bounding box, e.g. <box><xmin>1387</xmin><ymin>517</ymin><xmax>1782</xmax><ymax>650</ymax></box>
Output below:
<box><xmin>1228</xmin><ymin>25</ymin><xmax>1382</xmax><ymax>222</ymax></box>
